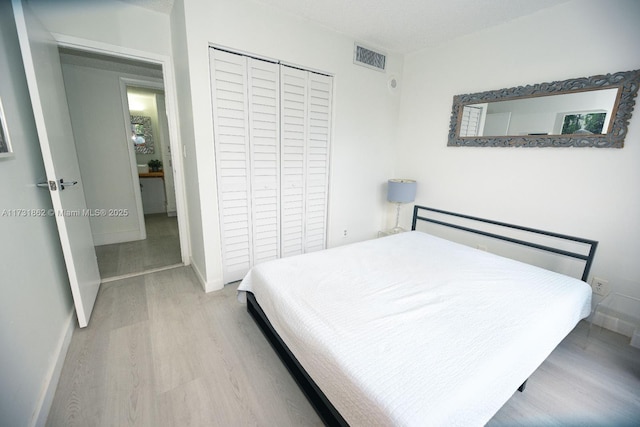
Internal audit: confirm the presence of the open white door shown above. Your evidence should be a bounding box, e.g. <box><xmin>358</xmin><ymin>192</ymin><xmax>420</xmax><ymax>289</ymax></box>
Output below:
<box><xmin>13</xmin><ymin>0</ymin><xmax>101</xmax><ymax>327</ymax></box>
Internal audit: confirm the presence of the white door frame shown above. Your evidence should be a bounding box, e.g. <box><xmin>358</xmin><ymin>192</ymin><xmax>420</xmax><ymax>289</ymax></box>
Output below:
<box><xmin>53</xmin><ymin>34</ymin><xmax>191</xmax><ymax>266</ymax></box>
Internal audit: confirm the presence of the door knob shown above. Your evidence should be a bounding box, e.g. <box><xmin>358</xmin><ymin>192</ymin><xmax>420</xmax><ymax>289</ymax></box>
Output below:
<box><xmin>36</xmin><ymin>178</ymin><xmax>78</xmax><ymax>191</ymax></box>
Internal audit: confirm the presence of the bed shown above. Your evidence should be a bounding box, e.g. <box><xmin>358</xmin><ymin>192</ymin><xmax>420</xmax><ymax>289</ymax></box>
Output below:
<box><xmin>237</xmin><ymin>206</ymin><xmax>598</xmax><ymax>426</ymax></box>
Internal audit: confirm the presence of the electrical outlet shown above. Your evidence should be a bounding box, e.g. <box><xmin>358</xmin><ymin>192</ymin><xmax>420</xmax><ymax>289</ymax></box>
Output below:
<box><xmin>342</xmin><ymin>229</ymin><xmax>348</xmax><ymax>238</ymax></box>
<box><xmin>591</xmin><ymin>277</ymin><xmax>610</xmax><ymax>296</ymax></box>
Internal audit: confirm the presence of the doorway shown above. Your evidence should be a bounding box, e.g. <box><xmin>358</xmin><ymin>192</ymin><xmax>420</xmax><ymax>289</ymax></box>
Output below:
<box><xmin>59</xmin><ymin>47</ymin><xmax>185</xmax><ymax>280</ymax></box>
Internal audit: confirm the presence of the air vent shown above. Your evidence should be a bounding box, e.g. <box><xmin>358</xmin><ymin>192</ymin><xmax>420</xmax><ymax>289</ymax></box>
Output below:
<box><xmin>353</xmin><ymin>44</ymin><xmax>386</xmax><ymax>72</ymax></box>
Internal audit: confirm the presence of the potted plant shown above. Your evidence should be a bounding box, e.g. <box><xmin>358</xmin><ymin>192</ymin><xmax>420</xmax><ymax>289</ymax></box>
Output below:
<box><xmin>148</xmin><ymin>159</ymin><xmax>163</xmax><ymax>172</ymax></box>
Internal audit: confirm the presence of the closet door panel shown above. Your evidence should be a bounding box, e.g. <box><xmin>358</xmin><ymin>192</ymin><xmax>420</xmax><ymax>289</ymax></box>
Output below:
<box><xmin>211</xmin><ymin>49</ymin><xmax>252</xmax><ymax>283</ymax></box>
<box><xmin>305</xmin><ymin>73</ymin><xmax>332</xmax><ymax>253</ymax></box>
<box><xmin>280</xmin><ymin>66</ymin><xmax>308</xmax><ymax>257</ymax></box>
<box><xmin>248</xmin><ymin>58</ymin><xmax>280</xmax><ymax>265</ymax></box>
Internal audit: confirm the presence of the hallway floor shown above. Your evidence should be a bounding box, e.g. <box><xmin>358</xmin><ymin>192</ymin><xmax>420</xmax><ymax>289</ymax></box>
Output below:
<box><xmin>95</xmin><ymin>213</ymin><xmax>181</xmax><ymax>279</ymax></box>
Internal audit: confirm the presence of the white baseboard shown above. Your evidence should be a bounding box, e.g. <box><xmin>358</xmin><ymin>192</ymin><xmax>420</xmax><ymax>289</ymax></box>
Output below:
<box><xmin>190</xmin><ymin>258</ymin><xmax>223</xmax><ymax>293</ymax></box>
<box><xmin>592</xmin><ymin>311</ymin><xmax>637</xmax><ymax>339</ymax></box>
<box><xmin>190</xmin><ymin>258</ymin><xmax>207</xmax><ymax>291</ymax></box>
<box><xmin>30</xmin><ymin>311</ymin><xmax>75</xmax><ymax>427</ymax></box>
<box><xmin>205</xmin><ymin>277</ymin><xmax>224</xmax><ymax>293</ymax></box>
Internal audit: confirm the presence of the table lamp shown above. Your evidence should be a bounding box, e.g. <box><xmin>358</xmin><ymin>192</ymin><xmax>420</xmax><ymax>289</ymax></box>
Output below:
<box><xmin>387</xmin><ymin>179</ymin><xmax>417</xmax><ymax>233</ymax></box>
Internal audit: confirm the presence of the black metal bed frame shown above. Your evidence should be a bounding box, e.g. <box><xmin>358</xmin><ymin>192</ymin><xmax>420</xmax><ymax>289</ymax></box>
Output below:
<box><xmin>411</xmin><ymin>205</ymin><xmax>598</xmax><ymax>282</ymax></box>
<box><xmin>246</xmin><ymin>206</ymin><xmax>598</xmax><ymax>426</ymax></box>
<box><xmin>247</xmin><ymin>292</ymin><xmax>348</xmax><ymax>426</ymax></box>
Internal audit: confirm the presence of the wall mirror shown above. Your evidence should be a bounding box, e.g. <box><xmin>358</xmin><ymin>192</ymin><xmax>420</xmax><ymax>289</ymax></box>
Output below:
<box><xmin>448</xmin><ymin>69</ymin><xmax>640</xmax><ymax>148</ymax></box>
<box><xmin>130</xmin><ymin>115</ymin><xmax>154</xmax><ymax>154</ymax></box>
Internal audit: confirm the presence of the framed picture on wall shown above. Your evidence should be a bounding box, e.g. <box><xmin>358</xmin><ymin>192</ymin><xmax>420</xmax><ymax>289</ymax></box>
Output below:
<box><xmin>0</xmin><ymin>98</ymin><xmax>14</xmax><ymax>158</ymax></box>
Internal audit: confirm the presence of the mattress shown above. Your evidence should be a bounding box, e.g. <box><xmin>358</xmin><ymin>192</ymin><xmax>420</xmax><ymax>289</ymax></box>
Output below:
<box><xmin>238</xmin><ymin>231</ymin><xmax>592</xmax><ymax>426</ymax></box>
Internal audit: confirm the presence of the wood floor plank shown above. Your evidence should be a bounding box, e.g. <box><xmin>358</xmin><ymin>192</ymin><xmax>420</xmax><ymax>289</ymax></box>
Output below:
<box><xmin>47</xmin><ymin>266</ymin><xmax>640</xmax><ymax>427</ymax></box>
<box><xmin>98</xmin><ymin>277</ymin><xmax>150</xmax><ymax>331</ymax></box>
<box><xmin>156</xmin><ymin>374</ymin><xmax>260</xmax><ymax>427</ymax></box>
<box><xmin>144</xmin><ymin>268</ymin><xmax>219</xmax><ymax>394</ymax></box>
<box><xmin>45</xmin><ymin>325</ymin><xmax>109</xmax><ymax>427</ymax></box>
<box><xmin>103</xmin><ymin>322</ymin><xmax>157</xmax><ymax>427</ymax></box>
<box><xmin>46</xmin><ymin>277</ymin><xmax>151</xmax><ymax>427</ymax></box>
<box><xmin>489</xmin><ymin>322</ymin><xmax>640</xmax><ymax>426</ymax></box>
<box><xmin>200</xmin><ymin>287</ymin><xmax>322</xmax><ymax>426</ymax></box>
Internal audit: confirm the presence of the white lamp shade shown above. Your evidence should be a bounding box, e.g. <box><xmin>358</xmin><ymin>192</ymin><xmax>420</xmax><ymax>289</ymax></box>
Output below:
<box><xmin>387</xmin><ymin>179</ymin><xmax>416</xmax><ymax>203</ymax></box>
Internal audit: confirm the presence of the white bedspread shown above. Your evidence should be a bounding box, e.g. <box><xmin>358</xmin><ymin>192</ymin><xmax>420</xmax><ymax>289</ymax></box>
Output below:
<box><xmin>238</xmin><ymin>231</ymin><xmax>592</xmax><ymax>426</ymax></box>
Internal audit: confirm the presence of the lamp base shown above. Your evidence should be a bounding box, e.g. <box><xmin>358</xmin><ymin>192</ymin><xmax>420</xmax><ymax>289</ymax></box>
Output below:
<box><xmin>390</xmin><ymin>202</ymin><xmax>406</xmax><ymax>234</ymax></box>
<box><xmin>378</xmin><ymin>227</ymin><xmax>407</xmax><ymax>238</ymax></box>
<box><xmin>389</xmin><ymin>226</ymin><xmax>406</xmax><ymax>234</ymax></box>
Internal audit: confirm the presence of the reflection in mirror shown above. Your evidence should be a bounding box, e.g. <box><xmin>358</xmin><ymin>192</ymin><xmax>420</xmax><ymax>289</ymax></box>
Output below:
<box><xmin>449</xmin><ymin>70</ymin><xmax>640</xmax><ymax>148</ymax></box>
<box><xmin>460</xmin><ymin>89</ymin><xmax>618</xmax><ymax>137</ymax></box>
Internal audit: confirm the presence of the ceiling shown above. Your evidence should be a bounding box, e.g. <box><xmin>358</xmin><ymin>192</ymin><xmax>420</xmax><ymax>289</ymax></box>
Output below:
<box><xmin>120</xmin><ymin>0</ymin><xmax>571</xmax><ymax>54</ymax></box>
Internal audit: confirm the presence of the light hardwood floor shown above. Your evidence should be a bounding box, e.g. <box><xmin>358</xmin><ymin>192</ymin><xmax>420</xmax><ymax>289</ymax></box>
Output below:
<box><xmin>95</xmin><ymin>213</ymin><xmax>181</xmax><ymax>279</ymax></box>
<box><xmin>47</xmin><ymin>267</ymin><xmax>640</xmax><ymax>426</ymax></box>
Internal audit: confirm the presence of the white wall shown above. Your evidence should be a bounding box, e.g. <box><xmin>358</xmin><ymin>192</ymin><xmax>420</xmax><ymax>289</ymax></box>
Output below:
<box><xmin>176</xmin><ymin>0</ymin><xmax>403</xmax><ymax>290</ymax></box>
<box><xmin>170</xmin><ymin>0</ymin><xmax>207</xmax><ymax>286</ymax></box>
<box><xmin>29</xmin><ymin>0</ymin><xmax>172</xmax><ymax>56</ymax></box>
<box><xmin>0</xmin><ymin>2</ymin><xmax>73</xmax><ymax>425</ymax></box>
<box><xmin>156</xmin><ymin>94</ymin><xmax>177</xmax><ymax>214</ymax></box>
<box><xmin>60</xmin><ymin>61</ymin><xmax>163</xmax><ymax>245</ymax></box>
<box><xmin>396</xmin><ymin>0</ymin><xmax>640</xmax><ymax>328</ymax></box>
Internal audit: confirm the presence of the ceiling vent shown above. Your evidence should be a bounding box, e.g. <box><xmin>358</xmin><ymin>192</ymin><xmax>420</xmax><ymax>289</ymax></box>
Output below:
<box><xmin>353</xmin><ymin>43</ymin><xmax>386</xmax><ymax>72</ymax></box>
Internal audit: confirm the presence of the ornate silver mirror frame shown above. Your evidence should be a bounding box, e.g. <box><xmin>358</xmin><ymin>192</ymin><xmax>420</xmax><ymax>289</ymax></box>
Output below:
<box><xmin>130</xmin><ymin>115</ymin><xmax>155</xmax><ymax>154</ymax></box>
<box><xmin>448</xmin><ymin>69</ymin><xmax>640</xmax><ymax>148</ymax></box>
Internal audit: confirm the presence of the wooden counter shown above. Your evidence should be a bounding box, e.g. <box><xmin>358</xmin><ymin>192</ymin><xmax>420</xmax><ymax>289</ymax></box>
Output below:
<box><xmin>139</xmin><ymin>171</ymin><xmax>164</xmax><ymax>178</ymax></box>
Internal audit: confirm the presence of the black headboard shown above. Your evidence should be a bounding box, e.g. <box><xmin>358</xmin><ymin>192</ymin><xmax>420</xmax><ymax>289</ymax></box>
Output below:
<box><xmin>412</xmin><ymin>205</ymin><xmax>598</xmax><ymax>282</ymax></box>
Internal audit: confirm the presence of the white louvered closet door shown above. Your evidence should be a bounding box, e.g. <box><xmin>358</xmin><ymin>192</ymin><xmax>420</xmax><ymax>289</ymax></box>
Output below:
<box><xmin>247</xmin><ymin>58</ymin><xmax>280</xmax><ymax>265</ymax></box>
<box><xmin>280</xmin><ymin>66</ymin><xmax>308</xmax><ymax>257</ymax></box>
<box><xmin>280</xmin><ymin>66</ymin><xmax>332</xmax><ymax>256</ymax></box>
<box><xmin>211</xmin><ymin>50</ymin><xmax>253</xmax><ymax>283</ymax></box>
<box><xmin>305</xmin><ymin>73</ymin><xmax>332</xmax><ymax>253</ymax></box>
